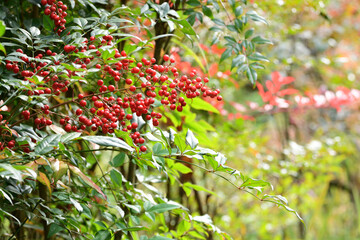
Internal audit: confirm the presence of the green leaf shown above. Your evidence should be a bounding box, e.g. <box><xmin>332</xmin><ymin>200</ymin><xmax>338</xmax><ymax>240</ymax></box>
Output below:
<box><xmin>246</xmin><ymin>11</ymin><xmax>268</xmax><ymax>25</ymax></box>
<box><xmin>234</xmin><ymin>19</ymin><xmax>244</xmax><ymax>32</ymax></box>
<box><xmin>228</xmin><ymin>0</ymin><xmax>235</xmax><ymax>7</ymax></box>
<box><xmin>212</xmin><ymin>18</ymin><xmax>225</xmax><ymax>26</ymax></box>
<box><xmin>189</xmin><ymin>97</ymin><xmax>219</xmax><ymax>114</ymax></box>
<box><xmin>235</xmin><ymin>6</ymin><xmax>243</xmax><ymax>17</ymax></box>
<box><xmin>248</xmin><ymin>52</ymin><xmax>269</xmax><ymax>62</ymax></box>
<box><xmin>0</xmin><ymin>189</ymin><xmax>12</xmax><ymax>204</ymax></box>
<box><xmin>175</xmin><ymin>19</ymin><xmax>197</xmax><ymax>36</ymax></box>
<box><xmin>0</xmin><ymin>164</ymin><xmax>23</xmax><ymax>182</ymax></box>
<box><xmin>241</xmin><ymin>178</ymin><xmax>272</xmax><ymax>191</ymax></box>
<box><xmin>0</xmin><ymin>43</ymin><xmax>6</xmax><ymax>55</ymax></box>
<box><xmin>34</xmin><ymin>134</ymin><xmax>61</xmax><ymax>155</ymax></box>
<box><xmin>61</xmin><ymin>63</ymin><xmax>85</xmax><ymax>72</ymax></box>
<box><xmin>202</xmin><ymin>5</ymin><xmax>213</xmax><ymax>18</ymax></box>
<box><xmin>0</xmin><ymin>21</ymin><xmax>5</xmax><ymax>37</ymax></box>
<box><xmin>226</xmin><ymin>24</ymin><xmax>238</xmax><ymax>32</ymax></box>
<box><xmin>183</xmin><ymin>182</ymin><xmax>216</xmax><ymax>195</ymax></box>
<box><xmin>110</xmin><ymin>169</ymin><xmax>122</xmax><ymax>187</ymax></box>
<box><xmin>48</xmin><ymin>224</ymin><xmax>64</xmax><ymax>238</ymax></box>
<box><xmin>251</xmin><ymin>36</ymin><xmax>273</xmax><ymax>45</ymax></box>
<box><xmin>81</xmin><ymin>136</ymin><xmax>134</xmax><ymax>152</ymax></box>
<box><xmin>220</xmin><ymin>47</ymin><xmax>232</xmax><ymax>62</ymax></box>
<box><xmin>231</xmin><ymin>54</ymin><xmax>246</xmax><ymax>70</ymax></box>
<box><xmin>74</xmin><ymin>18</ymin><xmax>88</xmax><ymax>29</ymax></box>
<box><xmin>43</xmin><ymin>15</ymin><xmax>54</xmax><ymax>32</ymax></box>
<box><xmin>178</xmin><ymin>220</ymin><xmax>191</xmax><ymax>234</ymax></box>
<box><xmin>186</xmin><ymin>129</ymin><xmax>199</xmax><ymax>149</ymax></box>
<box><xmin>224</xmin><ymin>36</ymin><xmax>237</xmax><ymax>45</ymax></box>
<box><xmin>140</xmin><ymin>4</ymin><xmax>149</xmax><ymax>14</ymax></box>
<box><xmin>172</xmin><ymin>163</ymin><xmax>192</xmax><ymax>174</ymax></box>
<box><xmin>94</xmin><ymin>230</ymin><xmax>112</xmax><ymax>240</ymax></box>
<box><xmin>174</xmin><ymin>135</ymin><xmax>187</xmax><ymax>153</ymax></box>
<box><xmin>114</xmin><ymin>129</ymin><xmax>136</xmax><ymax>148</ymax></box>
<box><xmin>60</xmin><ymin>132</ymin><xmax>82</xmax><ymax>143</ymax></box>
<box><xmin>147</xmin><ymin>203</ymin><xmax>180</xmax><ymax>213</ymax></box>
<box><xmin>149</xmin><ymin>236</ymin><xmax>174</xmax><ymax>240</ymax></box>
<box><xmin>70</xmin><ymin>197</ymin><xmax>83</xmax><ymax>212</ymax></box>
<box><xmin>111</xmin><ymin>152</ymin><xmax>126</xmax><ymax>167</ymax></box>
<box><xmin>187</xmin><ymin>0</ymin><xmax>201</xmax><ymax>6</ymax></box>
<box><xmin>29</xmin><ymin>26</ymin><xmax>40</xmax><ymax>37</ymax></box>
<box><xmin>246</xmin><ymin>66</ymin><xmax>257</xmax><ymax>84</ymax></box>
<box><xmin>245</xmin><ymin>28</ymin><xmax>254</xmax><ymax>39</ymax></box>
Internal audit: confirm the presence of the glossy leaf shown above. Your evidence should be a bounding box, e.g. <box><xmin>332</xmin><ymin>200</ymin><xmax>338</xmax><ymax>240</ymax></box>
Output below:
<box><xmin>81</xmin><ymin>136</ymin><xmax>134</xmax><ymax>152</ymax></box>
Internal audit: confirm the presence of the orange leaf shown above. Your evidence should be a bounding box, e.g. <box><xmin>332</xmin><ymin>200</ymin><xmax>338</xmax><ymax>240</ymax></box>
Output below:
<box><xmin>37</xmin><ymin>171</ymin><xmax>52</xmax><ymax>195</ymax></box>
<box><xmin>278</xmin><ymin>88</ymin><xmax>298</xmax><ymax>96</ymax></box>
<box><xmin>68</xmin><ymin>164</ymin><xmax>107</xmax><ymax>200</ymax></box>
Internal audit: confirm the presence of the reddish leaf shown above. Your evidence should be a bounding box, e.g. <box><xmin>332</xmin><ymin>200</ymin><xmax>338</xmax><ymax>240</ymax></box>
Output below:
<box><xmin>68</xmin><ymin>164</ymin><xmax>107</xmax><ymax>200</ymax></box>
<box><xmin>37</xmin><ymin>171</ymin><xmax>52</xmax><ymax>195</ymax></box>
<box><xmin>280</xmin><ymin>76</ymin><xmax>295</xmax><ymax>85</ymax></box>
<box><xmin>265</xmin><ymin>80</ymin><xmax>275</xmax><ymax>94</ymax></box>
<box><xmin>278</xmin><ymin>88</ymin><xmax>298</xmax><ymax>96</ymax></box>
<box><xmin>208</xmin><ymin>63</ymin><xmax>218</xmax><ymax>77</ymax></box>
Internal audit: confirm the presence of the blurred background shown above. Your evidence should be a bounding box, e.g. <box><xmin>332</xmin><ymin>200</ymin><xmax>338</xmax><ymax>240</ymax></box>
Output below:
<box><xmin>190</xmin><ymin>0</ymin><xmax>360</xmax><ymax>239</ymax></box>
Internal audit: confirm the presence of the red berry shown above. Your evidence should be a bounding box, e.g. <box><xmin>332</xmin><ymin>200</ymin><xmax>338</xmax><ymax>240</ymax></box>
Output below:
<box><xmin>140</xmin><ymin>145</ymin><xmax>147</xmax><ymax>152</ymax></box>
<box><xmin>22</xmin><ymin>110</ymin><xmax>30</xmax><ymax>120</ymax></box>
<box><xmin>108</xmin><ymin>85</ymin><xmax>115</xmax><ymax>92</ymax></box>
<box><xmin>163</xmin><ymin>54</ymin><xmax>169</xmax><ymax>61</ymax></box>
<box><xmin>34</xmin><ymin>118</ymin><xmax>41</xmax><ymax>125</ymax></box>
<box><xmin>7</xmin><ymin>141</ymin><xmax>15</xmax><ymax>148</ymax></box>
<box><xmin>125</xmin><ymin>79</ymin><xmax>132</xmax><ymax>85</ymax></box>
<box><xmin>97</xmin><ymin>79</ymin><xmax>104</xmax><ymax>86</ymax></box>
<box><xmin>80</xmin><ymin>100</ymin><xmax>87</xmax><ymax>107</ymax></box>
<box><xmin>131</xmin><ymin>122</ymin><xmax>138</xmax><ymax>129</ymax></box>
<box><xmin>64</xmin><ymin>124</ymin><xmax>71</xmax><ymax>132</ymax></box>
<box><xmin>64</xmin><ymin>45</ymin><xmax>72</xmax><ymax>53</ymax></box>
<box><xmin>76</xmin><ymin>109</ymin><xmax>83</xmax><ymax>115</ymax></box>
<box><xmin>129</xmin><ymin>86</ymin><xmax>136</xmax><ymax>92</ymax></box>
<box><xmin>131</xmin><ymin>67</ymin><xmax>140</xmax><ymax>74</ymax></box>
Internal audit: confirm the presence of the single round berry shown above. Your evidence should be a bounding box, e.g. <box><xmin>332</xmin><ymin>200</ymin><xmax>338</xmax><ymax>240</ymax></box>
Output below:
<box><xmin>108</xmin><ymin>85</ymin><xmax>115</xmax><ymax>92</ymax></box>
<box><xmin>65</xmin><ymin>124</ymin><xmax>72</xmax><ymax>132</ymax></box>
<box><xmin>80</xmin><ymin>100</ymin><xmax>87</xmax><ymax>107</ymax></box>
<box><xmin>140</xmin><ymin>145</ymin><xmax>147</xmax><ymax>152</ymax></box>
<box><xmin>131</xmin><ymin>122</ymin><xmax>138</xmax><ymax>129</ymax></box>
<box><xmin>76</xmin><ymin>109</ymin><xmax>83</xmax><ymax>115</ymax></box>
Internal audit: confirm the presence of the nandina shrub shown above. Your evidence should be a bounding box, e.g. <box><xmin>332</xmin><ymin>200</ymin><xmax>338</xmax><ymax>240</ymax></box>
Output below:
<box><xmin>2</xmin><ymin>36</ymin><xmax>221</xmax><ymax>152</ymax></box>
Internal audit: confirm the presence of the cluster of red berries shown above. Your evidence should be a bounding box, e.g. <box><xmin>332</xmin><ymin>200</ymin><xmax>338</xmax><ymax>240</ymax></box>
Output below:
<box><xmin>2</xmin><ymin>31</ymin><xmax>222</xmax><ymax>153</ymax></box>
<box><xmin>41</xmin><ymin>0</ymin><xmax>68</xmax><ymax>35</ymax></box>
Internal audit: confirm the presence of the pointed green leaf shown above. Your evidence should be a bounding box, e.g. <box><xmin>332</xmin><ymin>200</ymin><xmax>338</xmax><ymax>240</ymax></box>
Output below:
<box><xmin>186</xmin><ymin>129</ymin><xmax>199</xmax><ymax>149</ymax></box>
<box><xmin>147</xmin><ymin>203</ymin><xmax>180</xmax><ymax>213</ymax></box>
<box><xmin>81</xmin><ymin>136</ymin><xmax>134</xmax><ymax>152</ymax></box>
